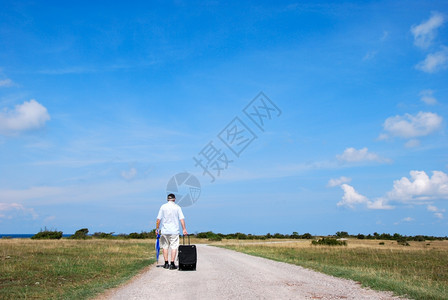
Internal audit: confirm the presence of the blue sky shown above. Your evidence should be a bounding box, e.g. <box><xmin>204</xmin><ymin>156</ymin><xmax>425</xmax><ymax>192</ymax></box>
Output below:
<box><xmin>1</xmin><ymin>1</ymin><xmax>447</xmax><ymax>236</ymax></box>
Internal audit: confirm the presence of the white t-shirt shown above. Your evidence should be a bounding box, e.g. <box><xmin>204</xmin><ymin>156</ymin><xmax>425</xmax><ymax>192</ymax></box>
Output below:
<box><xmin>157</xmin><ymin>201</ymin><xmax>185</xmax><ymax>235</ymax></box>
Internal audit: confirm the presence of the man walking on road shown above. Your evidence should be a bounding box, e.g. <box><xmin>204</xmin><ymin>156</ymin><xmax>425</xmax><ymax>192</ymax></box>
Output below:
<box><xmin>156</xmin><ymin>193</ymin><xmax>188</xmax><ymax>270</ymax></box>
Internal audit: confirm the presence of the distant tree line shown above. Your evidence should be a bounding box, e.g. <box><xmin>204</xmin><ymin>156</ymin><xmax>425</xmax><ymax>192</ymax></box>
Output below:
<box><xmin>31</xmin><ymin>228</ymin><xmax>158</xmax><ymax>240</ymax></box>
<box><xmin>194</xmin><ymin>231</ymin><xmax>314</xmax><ymax>241</ymax></box>
<box><xmin>30</xmin><ymin>228</ymin><xmax>448</xmax><ymax>241</ymax></box>
<box><xmin>195</xmin><ymin>231</ymin><xmax>447</xmax><ymax>242</ymax></box>
<box><xmin>339</xmin><ymin>231</ymin><xmax>446</xmax><ymax>242</ymax></box>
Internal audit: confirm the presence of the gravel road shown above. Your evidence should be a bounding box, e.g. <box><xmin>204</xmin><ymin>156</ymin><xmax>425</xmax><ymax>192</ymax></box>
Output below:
<box><xmin>99</xmin><ymin>244</ymin><xmax>406</xmax><ymax>300</ymax></box>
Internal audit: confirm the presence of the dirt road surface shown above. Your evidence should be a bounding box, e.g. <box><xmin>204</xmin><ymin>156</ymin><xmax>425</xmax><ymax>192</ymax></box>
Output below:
<box><xmin>99</xmin><ymin>244</ymin><xmax>406</xmax><ymax>300</ymax></box>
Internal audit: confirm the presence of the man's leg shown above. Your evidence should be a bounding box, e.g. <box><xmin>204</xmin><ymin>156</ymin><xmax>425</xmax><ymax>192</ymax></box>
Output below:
<box><xmin>163</xmin><ymin>248</ymin><xmax>169</xmax><ymax>261</ymax></box>
<box><xmin>161</xmin><ymin>235</ymin><xmax>170</xmax><ymax>269</ymax></box>
<box><xmin>171</xmin><ymin>249</ymin><xmax>177</xmax><ymax>263</ymax></box>
<box><xmin>169</xmin><ymin>235</ymin><xmax>179</xmax><ymax>270</ymax></box>
<box><xmin>169</xmin><ymin>248</ymin><xmax>177</xmax><ymax>269</ymax></box>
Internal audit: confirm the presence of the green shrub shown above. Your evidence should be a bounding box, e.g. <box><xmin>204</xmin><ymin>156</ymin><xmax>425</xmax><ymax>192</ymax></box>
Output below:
<box><xmin>196</xmin><ymin>231</ymin><xmax>213</xmax><ymax>239</ymax></box>
<box><xmin>236</xmin><ymin>232</ymin><xmax>248</xmax><ymax>239</ymax></box>
<box><xmin>69</xmin><ymin>228</ymin><xmax>90</xmax><ymax>239</ymax></box>
<box><xmin>413</xmin><ymin>235</ymin><xmax>426</xmax><ymax>242</ymax></box>
<box><xmin>31</xmin><ymin>228</ymin><xmax>63</xmax><ymax>240</ymax></box>
<box><xmin>397</xmin><ymin>238</ymin><xmax>410</xmax><ymax>246</ymax></box>
<box><xmin>302</xmin><ymin>233</ymin><xmax>313</xmax><ymax>239</ymax></box>
<box><xmin>128</xmin><ymin>232</ymin><xmax>142</xmax><ymax>239</ymax></box>
<box><xmin>311</xmin><ymin>238</ymin><xmax>347</xmax><ymax>246</ymax></box>
<box><xmin>397</xmin><ymin>240</ymin><xmax>410</xmax><ymax>246</ymax></box>
<box><xmin>336</xmin><ymin>231</ymin><xmax>349</xmax><ymax>238</ymax></box>
<box><xmin>208</xmin><ymin>234</ymin><xmax>222</xmax><ymax>241</ymax></box>
<box><xmin>92</xmin><ymin>232</ymin><xmax>115</xmax><ymax>239</ymax></box>
<box><xmin>127</xmin><ymin>232</ymin><xmax>152</xmax><ymax>239</ymax></box>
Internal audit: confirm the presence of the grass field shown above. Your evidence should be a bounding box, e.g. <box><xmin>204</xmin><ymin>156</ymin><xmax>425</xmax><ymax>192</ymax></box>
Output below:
<box><xmin>2</xmin><ymin>237</ymin><xmax>447</xmax><ymax>299</ymax></box>
<box><xmin>219</xmin><ymin>239</ymin><xmax>448</xmax><ymax>300</ymax></box>
<box><xmin>0</xmin><ymin>239</ymin><xmax>156</xmax><ymax>299</ymax></box>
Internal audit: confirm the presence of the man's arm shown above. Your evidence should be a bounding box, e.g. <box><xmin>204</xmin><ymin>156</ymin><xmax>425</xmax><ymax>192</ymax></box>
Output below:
<box><xmin>156</xmin><ymin>219</ymin><xmax>160</xmax><ymax>235</ymax></box>
<box><xmin>180</xmin><ymin>219</ymin><xmax>187</xmax><ymax>235</ymax></box>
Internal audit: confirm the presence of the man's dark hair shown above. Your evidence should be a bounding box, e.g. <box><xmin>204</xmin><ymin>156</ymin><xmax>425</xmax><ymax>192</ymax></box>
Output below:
<box><xmin>167</xmin><ymin>193</ymin><xmax>176</xmax><ymax>200</ymax></box>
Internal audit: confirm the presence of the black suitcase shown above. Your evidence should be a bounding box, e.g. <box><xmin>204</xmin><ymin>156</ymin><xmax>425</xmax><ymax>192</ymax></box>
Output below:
<box><xmin>178</xmin><ymin>235</ymin><xmax>197</xmax><ymax>271</ymax></box>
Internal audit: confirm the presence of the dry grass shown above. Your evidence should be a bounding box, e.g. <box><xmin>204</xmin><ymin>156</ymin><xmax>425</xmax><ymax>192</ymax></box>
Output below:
<box><xmin>3</xmin><ymin>237</ymin><xmax>446</xmax><ymax>299</ymax></box>
<box><xmin>0</xmin><ymin>239</ymin><xmax>155</xmax><ymax>299</ymax></box>
<box><xmin>213</xmin><ymin>238</ymin><xmax>448</xmax><ymax>249</ymax></box>
<box><xmin>219</xmin><ymin>238</ymin><xmax>448</xmax><ymax>300</ymax></box>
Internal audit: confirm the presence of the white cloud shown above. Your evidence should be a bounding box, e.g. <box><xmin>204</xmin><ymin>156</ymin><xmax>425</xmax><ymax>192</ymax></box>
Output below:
<box><xmin>416</xmin><ymin>46</ymin><xmax>448</xmax><ymax>73</ymax></box>
<box><xmin>387</xmin><ymin>170</ymin><xmax>448</xmax><ymax>203</ymax></box>
<box><xmin>382</xmin><ymin>111</ymin><xmax>442</xmax><ymax>139</ymax></box>
<box><xmin>337</xmin><ymin>171</ymin><xmax>448</xmax><ymax>213</ymax></box>
<box><xmin>411</xmin><ymin>12</ymin><xmax>444</xmax><ymax>49</ymax></box>
<box><xmin>434</xmin><ymin>212</ymin><xmax>444</xmax><ymax>219</ymax></box>
<box><xmin>377</xmin><ymin>133</ymin><xmax>388</xmax><ymax>141</ymax></box>
<box><xmin>411</xmin><ymin>13</ymin><xmax>448</xmax><ymax>74</ymax></box>
<box><xmin>419</xmin><ymin>89</ymin><xmax>437</xmax><ymax>105</ymax></box>
<box><xmin>394</xmin><ymin>217</ymin><xmax>415</xmax><ymax>225</ymax></box>
<box><xmin>367</xmin><ymin>197</ymin><xmax>394</xmax><ymax>210</ymax></box>
<box><xmin>0</xmin><ymin>78</ymin><xmax>14</xmax><ymax>87</ymax></box>
<box><xmin>427</xmin><ymin>204</ymin><xmax>445</xmax><ymax>219</ymax></box>
<box><xmin>121</xmin><ymin>167</ymin><xmax>137</xmax><ymax>180</ymax></box>
<box><xmin>337</xmin><ymin>184</ymin><xmax>393</xmax><ymax>210</ymax></box>
<box><xmin>336</xmin><ymin>147</ymin><xmax>389</xmax><ymax>163</ymax></box>
<box><xmin>0</xmin><ymin>179</ymin><xmax>162</xmax><ymax>207</ymax></box>
<box><xmin>337</xmin><ymin>184</ymin><xmax>368</xmax><ymax>209</ymax></box>
<box><xmin>0</xmin><ymin>99</ymin><xmax>50</xmax><ymax>135</ymax></box>
<box><xmin>0</xmin><ymin>186</ymin><xmax>65</xmax><ymax>203</ymax></box>
<box><xmin>0</xmin><ymin>202</ymin><xmax>38</xmax><ymax>219</ymax></box>
<box><xmin>0</xmin><ymin>172</ymin><xmax>170</xmax><ymax>207</ymax></box>
<box><xmin>427</xmin><ymin>204</ymin><xmax>438</xmax><ymax>212</ymax></box>
<box><xmin>405</xmin><ymin>139</ymin><xmax>420</xmax><ymax>148</ymax></box>
<box><xmin>327</xmin><ymin>176</ymin><xmax>351</xmax><ymax>187</ymax></box>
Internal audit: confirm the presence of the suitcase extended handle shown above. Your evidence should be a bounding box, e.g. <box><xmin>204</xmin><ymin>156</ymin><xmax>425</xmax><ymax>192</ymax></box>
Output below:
<box><xmin>182</xmin><ymin>234</ymin><xmax>190</xmax><ymax>245</ymax></box>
